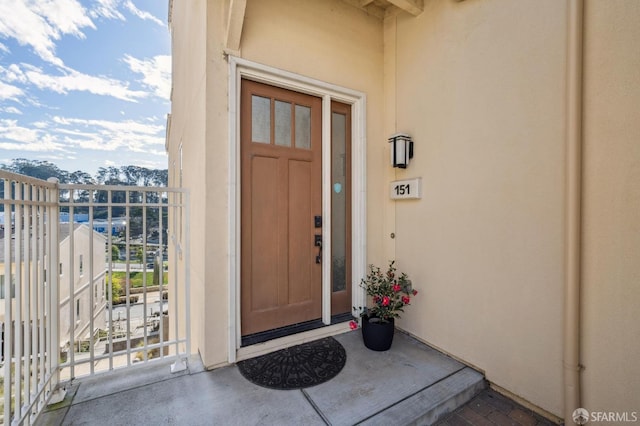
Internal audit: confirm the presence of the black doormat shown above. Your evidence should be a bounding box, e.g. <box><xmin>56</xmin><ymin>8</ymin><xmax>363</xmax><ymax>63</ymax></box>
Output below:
<box><xmin>237</xmin><ymin>337</ymin><xmax>346</xmax><ymax>390</ymax></box>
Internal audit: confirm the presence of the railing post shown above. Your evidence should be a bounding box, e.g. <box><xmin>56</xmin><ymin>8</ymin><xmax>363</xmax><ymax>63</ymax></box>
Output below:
<box><xmin>2</xmin><ymin>177</ymin><xmax>13</xmax><ymax>425</ymax></box>
<box><xmin>46</xmin><ymin>178</ymin><xmax>64</xmax><ymax>404</ymax></box>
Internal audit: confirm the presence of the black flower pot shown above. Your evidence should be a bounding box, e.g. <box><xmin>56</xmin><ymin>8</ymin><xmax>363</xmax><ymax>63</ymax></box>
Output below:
<box><xmin>361</xmin><ymin>315</ymin><xmax>395</xmax><ymax>351</ymax></box>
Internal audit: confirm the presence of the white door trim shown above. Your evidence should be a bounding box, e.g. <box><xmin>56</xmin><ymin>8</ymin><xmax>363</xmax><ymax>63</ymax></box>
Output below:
<box><xmin>228</xmin><ymin>56</ymin><xmax>367</xmax><ymax>362</ymax></box>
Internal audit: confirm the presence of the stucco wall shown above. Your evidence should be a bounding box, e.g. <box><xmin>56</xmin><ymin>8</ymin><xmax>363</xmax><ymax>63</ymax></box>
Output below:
<box><xmin>581</xmin><ymin>0</ymin><xmax>640</xmax><ymax>416</ymax></box>
<box><xmin>391</xmin><ymin>0</ymin><xmax>566</xmax><ymax>416</ymax></box>
<box><xmin>167</xmin><ymin>0</ymin><xmax>210</xmax><ymax>363</ymax></box>
<box><xmin>202</xmin><ymin>0</ymin><xmax>232</xmax><ymax>367</ymax></box>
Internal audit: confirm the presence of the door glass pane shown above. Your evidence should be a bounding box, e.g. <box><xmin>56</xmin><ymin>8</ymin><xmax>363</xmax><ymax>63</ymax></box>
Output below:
<box><xmin>251</xmin><ymin>95</ymin><xmax>271</xmax><ymax>144</ymax></box>
<box><xmin>295</xmin><ymin>105</ymin><xmax>311</xmax><ymax>149</ymax></box>
<box><xmin>331</xmin><ymin>112</ymin><xmax>347</xmax><ymax>292</ymax></box>
<box><xmin>275</xmin><ymin>100</ymin><xmax>292</xmax><ymax>147</ymax></box>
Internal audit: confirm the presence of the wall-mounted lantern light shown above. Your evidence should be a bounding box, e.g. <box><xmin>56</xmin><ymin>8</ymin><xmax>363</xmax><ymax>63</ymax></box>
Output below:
<box><xmin>388</xmin><ymin>133</ymin><xmax>414</xmax><ymax>168</ymax></box>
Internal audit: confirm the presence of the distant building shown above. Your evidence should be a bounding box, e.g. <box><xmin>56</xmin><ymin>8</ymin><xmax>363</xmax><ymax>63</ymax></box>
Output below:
<box><xmin>1</xmin><ymin>224</ymin><xmax>107</xmax><ymax>358</ymax></box>
<box><xmin>88</xmin><ymin>219</ymin><xmax>127</xmax><ymax>236</ymax></box>
<box><xmin>58</xmin><ymin>212</ymin><xmax>128</xmax><ymax>236</ymax></box>
<box><xmin>58</xmin><ymin>224</ymin><xmax>108</xmax><ymax>349</ymax></box>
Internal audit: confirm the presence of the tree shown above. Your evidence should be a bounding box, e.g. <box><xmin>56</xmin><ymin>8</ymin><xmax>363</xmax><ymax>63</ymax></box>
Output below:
<box><xmin>111</xmin><ymin>245</ymin><xmax>120</xmax><ymax>266</ymax></box>
<box><xmin>2</xmin><ymin>159</ymin><xmax>168</xmax><ymax>212</ymax></box>
<box><xmin>68</xmin><ymin>170</ymin><xmax>95</xmax><ymax>206</ymax></box>
<box><xmin>107</xmin><ymin>280</ymin><xmax>122</xmax><ymax>304</ymax></box>
<box><xmin>3</xmin><ymin>159</ymin><xmax>168</xmax><ymax>188</ymax></box>
<box><xmin>135</xmin><ymin>246</ymin><xmax>144</xmax><ymax>266</ymax></box>
<box><xmin>96</xmin><ymin>166</ymin><xmax>122</xmax><ymax>185</ymax></box>
<box><xmin>2</xmin><ymin>158</ymin><xmax>68</xmax><ymax>182</ymax></box>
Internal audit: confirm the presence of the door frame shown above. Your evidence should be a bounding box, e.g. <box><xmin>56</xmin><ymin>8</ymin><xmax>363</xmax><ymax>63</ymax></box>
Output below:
<box><xmin>228</xmin><ymin>56</ymin><xmax>367</xmax><ymax>362</ymax></box>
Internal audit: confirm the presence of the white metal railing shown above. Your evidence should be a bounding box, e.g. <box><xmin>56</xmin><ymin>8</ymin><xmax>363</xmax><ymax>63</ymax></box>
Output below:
<box><xmin>1</xmin><ymin>172</ymin><xmax>60</xmax><ymax>425</ymax></box>
<box><xmin>0</xmin><ymin>171</ymin><xmax>190</xmax><ymax>425</ymax></box>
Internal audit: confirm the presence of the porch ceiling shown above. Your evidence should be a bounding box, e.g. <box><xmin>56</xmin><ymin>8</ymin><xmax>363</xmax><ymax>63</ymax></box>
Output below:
<box><xmin>342</xmin><ymin>0</ymin><xmax>424</xmax><ymax>19</ymax></box>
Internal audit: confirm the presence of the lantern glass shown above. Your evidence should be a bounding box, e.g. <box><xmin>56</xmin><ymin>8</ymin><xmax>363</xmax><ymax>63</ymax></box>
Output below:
<box><xmin>388</xmin><ymin>133</ymin><xmax>413</xmax><ymax>168</ymax></box>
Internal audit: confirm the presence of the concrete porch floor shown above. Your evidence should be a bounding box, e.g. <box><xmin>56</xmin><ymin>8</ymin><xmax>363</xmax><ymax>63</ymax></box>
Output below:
<box><xmin>38</xmin><ymin>331</ymin><xmax>488</xmax><ymax>425</ymax></box>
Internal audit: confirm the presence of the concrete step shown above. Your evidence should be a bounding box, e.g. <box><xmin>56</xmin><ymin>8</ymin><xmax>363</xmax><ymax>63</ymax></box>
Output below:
<box><xmin>360</xmin><ymin>367</ymin><xmax>486</xmax><ymax>426</ymax></box>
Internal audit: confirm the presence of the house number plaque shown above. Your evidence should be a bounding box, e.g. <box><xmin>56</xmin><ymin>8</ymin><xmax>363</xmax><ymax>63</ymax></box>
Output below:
<box><xmin>390</xmin><ymin>178</ymin><xmax>422</xmax><ymax>200</ymax></box>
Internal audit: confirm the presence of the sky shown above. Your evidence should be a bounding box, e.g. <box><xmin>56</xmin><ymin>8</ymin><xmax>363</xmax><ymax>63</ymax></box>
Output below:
<box><xmin>0</xmin><ymin>0</ymin><xmax>171</xmax><ymax>176</ymax></box>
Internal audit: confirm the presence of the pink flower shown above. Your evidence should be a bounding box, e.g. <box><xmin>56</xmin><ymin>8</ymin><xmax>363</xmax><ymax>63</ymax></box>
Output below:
<box><xmin>382</xmin><ymin>296</ymin><xmax>390</xmax><ymax>306</ymax></box>
<box><xmin>392</xmin><ymin>284</ymin><xmax>401</xmax><ymax>292</ymax></box>
<box><xmin>412</xmin><ymin>289</ymin><xmax>418</xmax><ymax>296</ymax></box>
<box><xmin>402</xmin><ymin>295</ymin><xmax>411</xmax><ymax>304</ymax></box>
<box><xmin>349</xmin><ymin>321</ymin><xmax>358</xmax><ymax>330</ymax></box>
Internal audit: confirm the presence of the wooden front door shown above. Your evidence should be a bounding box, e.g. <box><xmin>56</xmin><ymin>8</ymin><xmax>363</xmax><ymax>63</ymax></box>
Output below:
<box><xmin>241</xmin><ymin>80</ymin><xmax>322</xmax><ymax>336</ymax></box>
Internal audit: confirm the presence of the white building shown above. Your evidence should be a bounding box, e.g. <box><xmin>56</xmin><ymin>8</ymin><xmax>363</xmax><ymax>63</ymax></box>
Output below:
<box><xmin>1</xmin><ymin>224</ymin><xmax>107</xmax><ymax>357</ymax></box>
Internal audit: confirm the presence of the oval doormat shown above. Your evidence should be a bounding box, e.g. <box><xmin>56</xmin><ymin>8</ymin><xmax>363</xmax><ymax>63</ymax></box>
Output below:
<box><xmin>237</xmin><ymin>337</ymin><xmax>346</xmax><ymax>390</ymax></box>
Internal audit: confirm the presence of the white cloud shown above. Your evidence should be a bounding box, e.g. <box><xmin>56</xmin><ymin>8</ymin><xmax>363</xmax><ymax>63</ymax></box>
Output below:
<box><xmin>0</xmin><ymin>80</ymin><xmax>24</xmax><ymax>101</ymax></box>
<box><xmin>1</xmin><ymin>106</ymin><xmax>22</xmax><ymax>114</ymax></box>
<box><xmin>89</xmin><ymin>0</ymin><xmax>125</xmax><ymax>21</ymax></box>
<box><xmin>8</xmin><ymin>64</ymin><xmax>27</xmax><ymax>82</ymax></box>
<box><xmin>53</xmin><ymin>116</ymin><xmax>163</xmax><ymax>135</ymax></box>
<box><xmin>19</xmin><ymin>63</ymin><xmax>148</xmax><ymax>102</ymax></box>
<box><xmin>2</xmin><ymin>61</ymin><xmax>156</xmax><ymax>103</ymax></box>
<box><xmin>0</xmin><ymin>115</ymin><xmax>165</xmax><ymax>159</ymax></box>
<box><xmin>123</xmin><ymin>54</ymin><xmax>171</xmax><ymax>100</ymax></box>
<box><xmin>0</xmin><ymin>118</ymin><xmax>67</xmax><ymax>152</ymax></box>
<box><xmin>124</xmin><ymin>1</ymin><xmax>164</xmax><ymax>26</ymax></box>
<box><xmin>32</xmin><ymin>0</ymin><xmax>95</xmax><ymax>38</ymax></box>
<box><xmin>90</xmin><ymin>0</ymin><xmax>163</xmax><ymax>26</ymax></box>
<box><xmin>0</xmin><ymin>0</ymin><xmax>95</xmax><ymax>66</ymax></box>
<box><xmin>0</xmin><ymin>42</ymin><xmax>9</xmax><ymax>53</ymax></box>
<box><xmin>51</xmin><ymin>115</ymin><xmax>165</xmax><ymax>152</ymax></box>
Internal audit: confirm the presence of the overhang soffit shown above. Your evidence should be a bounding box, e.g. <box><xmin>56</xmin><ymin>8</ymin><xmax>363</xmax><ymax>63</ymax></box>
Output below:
<box><xmin>344</xmin><ymin>0</ymin><xmax>424</xmax><ymax>19</ymax></box>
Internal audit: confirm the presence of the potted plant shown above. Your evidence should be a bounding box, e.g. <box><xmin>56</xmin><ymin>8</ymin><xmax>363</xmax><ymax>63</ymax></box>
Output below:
<box><xmin>350</xmin><ymin>261</ymin><xmax>418</xmax><ymax>351</ymax></box>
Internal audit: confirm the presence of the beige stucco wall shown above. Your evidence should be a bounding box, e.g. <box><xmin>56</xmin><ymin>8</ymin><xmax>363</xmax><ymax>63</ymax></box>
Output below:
<box><xmin>390</xmin><ymin>0</ymin><xmax>566</xmax><ymax>416</ymax></box>
<box><xmin>581</xmin><ymin>0</ymin><xmax>640</xmax><ymax>416</ymax></box>
<box><xmin>201</xmin><ymin>0</ymin><xmax>233</xmax><ymax>367</ymax></box>
<box><xmin>167</xmin><ymin>0</ymin><xmax>212</xmax><ymax>364</ymax></box>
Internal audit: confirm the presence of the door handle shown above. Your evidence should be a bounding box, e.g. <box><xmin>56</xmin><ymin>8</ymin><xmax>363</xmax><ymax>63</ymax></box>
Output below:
<box><xmin>315</xmin><ymin>234</ymin><xmax>322</xmax><ymax>264</ymax></box>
